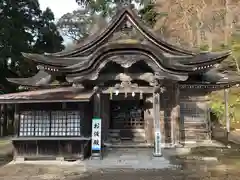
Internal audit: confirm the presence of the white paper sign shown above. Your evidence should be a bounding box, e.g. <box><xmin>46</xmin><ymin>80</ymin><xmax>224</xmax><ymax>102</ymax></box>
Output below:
<box><xmin>91</xmin><ymin>118</ymin><xmax>101</xmax><ymax>151</ymax></box>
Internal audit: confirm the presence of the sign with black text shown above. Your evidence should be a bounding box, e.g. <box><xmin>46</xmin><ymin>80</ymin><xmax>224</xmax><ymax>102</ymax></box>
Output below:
<box><xmin>91</xmin><ymin>118</ymin><xmax>101</xmax><ymax>151</ymax></box>
<box><xmin>154</xmin><ymin>130</ymin><xmax>162</xmax><ymax>156</ymax></box>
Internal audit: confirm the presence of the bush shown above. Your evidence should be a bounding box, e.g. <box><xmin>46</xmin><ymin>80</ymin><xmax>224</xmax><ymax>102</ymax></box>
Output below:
<box><xmin>210</xmin><ymin>88</ymin><xmax>240</xmax><ymax>129</ymax></box>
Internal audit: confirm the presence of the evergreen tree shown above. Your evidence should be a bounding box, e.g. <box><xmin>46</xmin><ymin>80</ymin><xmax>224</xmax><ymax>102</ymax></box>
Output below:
<box><xmin>57</xmin><ymin>0</ymin><xmax>157</xmax><ymax>42</ymax></box>
<box><xmin>33</xmin><ymin>8</ymin><xmax>64</xmax><ymax>53</ymax></box>
<box><xmin>0</xmin><ymin>0</ymin><xmax>64</xmax><ymax>91</ymax></box>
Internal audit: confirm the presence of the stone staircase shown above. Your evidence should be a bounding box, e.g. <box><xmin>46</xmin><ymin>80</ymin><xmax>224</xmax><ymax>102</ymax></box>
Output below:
<box><xmin>181</xmin><ymin>121</ymin><xmax>210</xmax><ymax>143</ymax></box>
<box><xmin>104</xmin><ymin>129</ymin><xmax>151</xmax><ymax>148</ymax></box>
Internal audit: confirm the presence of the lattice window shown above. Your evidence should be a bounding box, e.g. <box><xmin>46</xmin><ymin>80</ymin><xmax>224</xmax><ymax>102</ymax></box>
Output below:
<box><xmin>51</xmin><ymin>111</ymin><xmax>67</xmax><ymax>136</ymax></box>
<box><xmin>111</xmin><ymin>101</ymin><xmax>144</xmax><ymax>129</ymax></box>
<box><xmin>66</xmin><ymin>111</ymin><xmax>81</xmax><ymax>136</ymax></box>
<box><xmin>19</xmin><ymin>110</ymin><xmax>82</xmax><ymax>137</ymax></box>
<box><xmin>19</xmin><ymin>111</ymin><xmax>35</xmax><ymax>137</ymax></box>
<box><xmin>128</xmin><ymin>109</ymin><xmax>144</xmax><ymax>128</ymax></box>
<box><xmin>50</xmin><ymin>111</ymin><xmax>81</xmax><ymax>136</ymax></box>
<box><xmin>35</xmin><ymin>111</ymin><xmax>50</xmax><ymax>136</ymax></box>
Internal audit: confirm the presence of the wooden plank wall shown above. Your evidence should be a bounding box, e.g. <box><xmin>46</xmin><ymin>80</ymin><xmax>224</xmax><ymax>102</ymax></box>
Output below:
<box><xmin>179</xmin><ymin>88</ymin><xmax>210</xmax><ymax>142</ymax></box>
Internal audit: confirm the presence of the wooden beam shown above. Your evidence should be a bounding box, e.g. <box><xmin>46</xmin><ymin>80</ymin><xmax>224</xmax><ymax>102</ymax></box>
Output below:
<box><xmin>101</xmin><ymin>86</ymin><xmax>154</xmax><ymax>94</ymax></box>
<box><xmin>69</xmin><ymin>71</ymin><xmax>188</xmax><ymax>83</ymax></box>
<box><xmin>0</xmin><ymin>99</ymin><xmax>92</xmax><ymax>104</ymax></box>
<box><xmin>95</xmin><ymin>73</ymin><xmax>155</xmax><ymax>83</ymax></box>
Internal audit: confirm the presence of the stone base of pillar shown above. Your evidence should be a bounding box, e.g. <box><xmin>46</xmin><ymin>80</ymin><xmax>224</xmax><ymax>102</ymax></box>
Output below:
<box><xmin>153</xmin><ymin>152</ymin><xmax>162</xmax><ymax>157</ymax></box>
<box><xmin>91</xmin><ymin>153</ymin><xmax>102</xmax><ymax>160</ymax></box>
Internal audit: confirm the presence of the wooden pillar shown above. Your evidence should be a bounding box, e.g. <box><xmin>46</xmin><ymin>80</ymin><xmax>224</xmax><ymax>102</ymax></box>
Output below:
<box><xmin>153</xmin><ymin>91</ymin><xmax>162</xmax><ymax>156</ymax></box>
<box><xmin>224</xmin><ymin>88</ymin><xmax>230</xmax><ymax>140</ymax></box>
<box><xmin>14</xmin><ymin>104</ymin><xmax>19</xmax><ymax>136</ymax></box>
<box><xmin>144</xmin><ymin>95</ymin><xmax>154</xmax><ymax>144</ymax></box>
<box><xmin>0</xmin><ymin>104</ymin><xmax>2</xmax><ymax>137</ymax></box>
<box><xmin>91</xmin><ymin>92</ymin><xmax>102</xmax><ymax>159</ymax></box>
<box><xmin>101</xmin><ymin>94</ymin><xmax>110</xmax><ymax>142</ymax></box>
<box><xmin>171</xmin><ymin>84</ymin><xmax>180</xmax><ymax>146</ymax></box>
<box><xmin>179</xmin><ymin>89</ymin><xmax>185</xmax><ymax>145</ymax></box>
<box><xmin>93</xmin><ymin>93</ymin><xmax>101</xmax><ymax>118</ymax></box>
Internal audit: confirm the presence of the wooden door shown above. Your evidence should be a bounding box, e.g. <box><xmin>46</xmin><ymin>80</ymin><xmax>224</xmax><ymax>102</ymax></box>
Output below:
<box><xmin>110</xmin><ymin>100</ymin><xmax>144</xmax><ymax>140</ymax></box>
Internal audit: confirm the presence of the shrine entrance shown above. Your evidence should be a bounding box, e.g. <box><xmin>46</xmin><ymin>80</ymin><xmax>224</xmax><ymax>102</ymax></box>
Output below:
<box><xmin>107</xmin><ymin>99</ymin><xmax>147</xmax><ymax>145</ymax></box>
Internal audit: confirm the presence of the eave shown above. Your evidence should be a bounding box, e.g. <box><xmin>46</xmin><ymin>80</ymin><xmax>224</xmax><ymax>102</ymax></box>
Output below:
<box><xmin>183</xmin><ymin>50</ymin><xmax>231</xmax><ymax>65</ymax></box>
<box><xmin>7</xmin><ymin>70</ymin><xmax>53</xmax><ymax>87</ymax></box>
<box><xmin>59</xmin><ymin>43</ymin><xmax>231</xmax><ymax>74</ymax></box>
<box><xmin>0</xmin><ymin>87</ymin><xmax>94</xmax><ymax>104</ymax></box>
<box><xmin>60</xmin><ymin>43</ymin><xmax>195</xmax><ymax>74</ymax></box>
<box><xmin>22</xmin><ymin>43</ymin><xmax>231</xmax><ymax>75</ymax></box>
<box><xmin>22</xmin><ymin>53</ymin><xmax>80</xmax><ymax>68</ymax></box>
<box><xmin>180</xmin><ymin>69</ymin><xmax>240</xmax><ymax>89</ymax></box>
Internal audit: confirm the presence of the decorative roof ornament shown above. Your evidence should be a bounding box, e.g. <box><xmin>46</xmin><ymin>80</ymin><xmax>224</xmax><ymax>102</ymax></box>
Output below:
<box><xmin>120</xmin><ymin>0</ymin><xmax>132</xmax><ymax>6</ymax></box>
<box><xmin>117</xmin><ymin>0</ymin><xmax>134</xmax><ymax>9</ymax></box>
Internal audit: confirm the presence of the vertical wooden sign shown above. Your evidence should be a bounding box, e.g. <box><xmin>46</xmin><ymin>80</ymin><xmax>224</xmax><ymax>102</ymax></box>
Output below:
<box><xmin>91</xmin><ymin>118</ymin><xmax>102</xmax><ymax>159</ymax></box>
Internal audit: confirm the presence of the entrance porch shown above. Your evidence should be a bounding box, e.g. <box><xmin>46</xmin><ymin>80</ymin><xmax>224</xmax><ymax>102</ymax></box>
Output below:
<box><xmin>98</xmin><ymin>86</ymin><xmax>179</xmax><ymax>154</ymax></box>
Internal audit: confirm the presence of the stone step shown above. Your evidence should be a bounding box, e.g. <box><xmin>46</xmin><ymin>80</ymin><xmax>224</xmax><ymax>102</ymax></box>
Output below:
<box><xmin>121</xmin><ymin>137</ymin><xmax>146</xmax><ymax>142</ymax></box>
<box><xmin>183</xmin><ymin>128</ymin><xmax>209</xmax><ymax>132</ymax></box>
<box><xmin>107</xmin><ymin>132</ymin><xmax>120</xmax><ymax>137</ymax></box>
<box><xmin>103</xmin><ymin>142</ymin><xmax>153</xmax><ymax>148</ymax></box>
<box><xmin>108</xmin><ymin>137</ymin><xmax>146</xmax><ymax>143</ymax></box>
<box><xmin>108</xmin><ymin>138</ymin><xmax>121</xmax><ymax>143</ymax></box>
<box><xmin>108</xmin><ymin>132</ymin><xmax>146</xmax><ymax>138</ymax></box>
<box><xmin>108</xmin><ymin>129</ymin><xmax>145</xmax><ymax>133</ymax></box>
<box><xmin>183</xmin><ymin>122</ymin><xmax>208</xmax><ymax>129</ymax></box>
<box><xmin>183</xmin><ymin>131</ymin><xmax>210</xmax><ymax>141</ymax></box>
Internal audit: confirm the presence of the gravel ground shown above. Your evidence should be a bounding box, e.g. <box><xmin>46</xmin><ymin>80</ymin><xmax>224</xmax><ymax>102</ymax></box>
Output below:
<box><xmin>0</xmin><ymin>164</ymin><xmax>86</xmax><ymax>180</ymax></box>
<box><xmin>0</xmin><ymin>142</ymin><xmax>239</xmax><ymax>180</ymax></box>
<box><xmin>0</xmin><ymin>161</ymin><xmax>239</xmax><ymax>180</ymax></box>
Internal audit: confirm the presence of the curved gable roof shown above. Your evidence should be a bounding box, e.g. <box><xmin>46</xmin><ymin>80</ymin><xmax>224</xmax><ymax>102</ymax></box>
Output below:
<box><xmin>44</xmin><ymin>5</ymin><xmax>196</xmax><ymax>57</ymax></box>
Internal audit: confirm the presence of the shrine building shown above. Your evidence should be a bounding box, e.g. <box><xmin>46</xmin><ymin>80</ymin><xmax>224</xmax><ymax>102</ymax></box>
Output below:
<box><xmin>0</xmin><ymin>4</ymin><xmax>239</xmax><ymax>161</ymax></box>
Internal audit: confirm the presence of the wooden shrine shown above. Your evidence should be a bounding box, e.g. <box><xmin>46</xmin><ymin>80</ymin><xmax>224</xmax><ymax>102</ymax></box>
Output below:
<box><xmin>0</xmin><ymin>4</ymin><xmax>239</xmax><ymax>160</ymax></box>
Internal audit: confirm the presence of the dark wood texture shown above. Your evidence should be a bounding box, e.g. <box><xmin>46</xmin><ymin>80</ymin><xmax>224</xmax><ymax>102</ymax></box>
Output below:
<box><xmin>110</xmin><ymin>100</ymin><xmax>144</xmax><ymax>130</ymax></box>
<box><xmin>12</xmin><ymin>138</ymin><xmax>91</xmax><ymax>160</ymax></box>
<box><xmin>179</xmin><ymin>89</ymin><xmax>210</xmax><ymax>143</ymax></box>
<box><xmin>101</xmin><ymin>94</ymin><xmax>110</xmax><ymax>141</ymax></box>
<box><xmin>12</xmin><ymin>102</ymin><xmax>92</xmax><ymax>160</ymax></box>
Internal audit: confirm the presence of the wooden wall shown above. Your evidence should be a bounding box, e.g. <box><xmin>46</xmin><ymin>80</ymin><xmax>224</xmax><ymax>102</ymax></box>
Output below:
<box><xmin>13</xmin><ymin>139</ymin><xmax>91</xmax><ymax>160</ymax></box>
<box><xmin>13</xmin><ymin>102</ymin><xmax>92</xmax><ymax>160</ymax></box>
<box><xmin>179</xmin><ymin>88</ymin><xmax>211</xmax><ymax>143</ymax></box>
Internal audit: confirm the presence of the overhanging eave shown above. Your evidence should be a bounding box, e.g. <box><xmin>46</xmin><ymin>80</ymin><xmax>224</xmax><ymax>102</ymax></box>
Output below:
<box><xmin>0</xmin><ymin>87</ymin><xmax>94</xmax><ymax>104</ymax></box>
